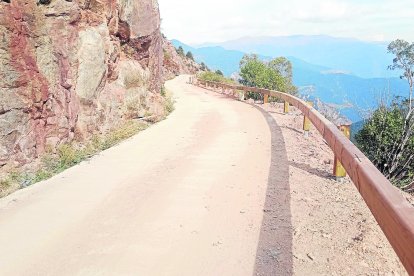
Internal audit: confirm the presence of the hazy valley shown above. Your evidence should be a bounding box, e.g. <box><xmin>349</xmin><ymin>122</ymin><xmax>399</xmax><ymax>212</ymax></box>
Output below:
<box><xmin>172</xmin><ymin>36</ymin><xmax>409</xmax><ymax>122</ymax></box>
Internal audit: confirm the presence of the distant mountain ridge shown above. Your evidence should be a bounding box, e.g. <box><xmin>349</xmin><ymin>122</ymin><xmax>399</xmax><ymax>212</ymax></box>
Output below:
<box><xmin>171</xmin><ymin>39</ymin><xmax>245</xmax><ymax>76</ymax></box>
<box><xmin>172</xmin><ymin>38</ymin><xmax>409</xmax><ymax>122</ymax></box>
<box><xmin>193</xmin><ymin>35</ymin><xmax>398</xmax><ymax>79</ymax></box>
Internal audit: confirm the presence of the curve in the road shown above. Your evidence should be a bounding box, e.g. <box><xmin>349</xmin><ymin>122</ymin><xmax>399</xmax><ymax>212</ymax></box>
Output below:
<box><xmin>0</xmin><ymin>75</ymin><xmax>290</xmax><ymax>276</ymax></box>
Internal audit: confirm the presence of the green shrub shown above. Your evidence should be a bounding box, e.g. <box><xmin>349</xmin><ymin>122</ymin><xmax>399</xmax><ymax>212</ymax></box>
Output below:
<box><xmin>198</xmin><ymin>71</ymin><xmax>234</xmax><ymax>84</ymax></box>
<box><xmin>0</xmin><ymin>179</ymin><xmax>11</xmax><ymax>190</ymax></box>
<box><xmin>163</xmin><ymin>49</ymin><xmax>171</xmax><ymax>61</ymax></box>
<box><xmin>355</xmin><ymin>103</ymin><xmax>414</xmax><ymax>190</ymax></box>
<box><xmin>163</xmin><ymin>91</ymin><xmax>175</xmax><ymax>115</ymax></box>
<box><xmin>215</xmin><ymin>70</ymin><xmax>223</xmax><ymax>76</ymax></box>
<box><xmin>160</xmin><ymin>85</ymin><xmax>166</xmax><ymax>97</ymax></box>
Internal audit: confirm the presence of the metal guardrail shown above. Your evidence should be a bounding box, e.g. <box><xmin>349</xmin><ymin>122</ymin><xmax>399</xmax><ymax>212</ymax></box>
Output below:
<box><xmin>193</xmin><ymin>77</ymin><xmax>414</xmax><ymax>275</ymax></box>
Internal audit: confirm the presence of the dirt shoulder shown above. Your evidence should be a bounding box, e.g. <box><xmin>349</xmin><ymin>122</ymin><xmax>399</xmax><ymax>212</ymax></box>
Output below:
<box><xmin>260</xmin><ymin>102</ymin><xmax>410</xmax><ymax>275</ymax></box>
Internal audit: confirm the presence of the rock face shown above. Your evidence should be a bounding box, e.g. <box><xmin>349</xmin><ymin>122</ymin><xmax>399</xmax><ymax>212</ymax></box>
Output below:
<box><xmin>162</xmin><ymin>38</ymin><xmax>200</xmax><ymax>80</ymax></box>
<box><xmin>0</xmin><ymin>0</ymin><xmax>164</xmax><ymax>169</ymax></box>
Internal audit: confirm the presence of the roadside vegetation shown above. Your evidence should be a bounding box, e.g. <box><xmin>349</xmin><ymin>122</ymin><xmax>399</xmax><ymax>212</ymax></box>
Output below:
<box><xmin>0</xmin><ymin>87</ymin><xmax>175</xmax><ymax>197</ymax></box>
<box><xmin>0</xmin><ymin>121</ymin><xmax>147</xmax><ymax>196</ymax></box>
<box><xmin>355</xmin><ymin>39</ymin><xmax>414</xmax><ymax>192</ymax></box>
<box><xmin>198</xmin><ymin>71</ymin><xmax>235</xmax><ymax>84</ymax></box>
<box><xmin>197</xmin><ymin>54</ymin><xmax>297</xmax><ymax>102</ymax></box>
<box><xmin>176</xmin><ymin>46</ymin><xmax>195</xmax><ymax>62</ymax></box>
<box><xmin>239</xmin><ymin>54</ymin><xmax>298</xmax><ymax>96</ymax></box>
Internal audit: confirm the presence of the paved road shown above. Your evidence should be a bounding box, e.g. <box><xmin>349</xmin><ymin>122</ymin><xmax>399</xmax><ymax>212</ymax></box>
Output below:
<box><xmin>0</xmin><ymin>75</ymin><xmax>279</xmax><ymax>275</ymax></box>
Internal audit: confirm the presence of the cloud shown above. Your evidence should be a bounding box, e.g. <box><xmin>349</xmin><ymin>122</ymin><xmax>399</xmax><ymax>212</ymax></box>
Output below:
<box><xmin>158</xmin><ymin>0</ymin><xmax>414</xmax><ymax>44</ymax></box>
<box><xmin>288</xmin><ymin>0</ymin><xmax>355</xmax><ymax>23</ymax></box>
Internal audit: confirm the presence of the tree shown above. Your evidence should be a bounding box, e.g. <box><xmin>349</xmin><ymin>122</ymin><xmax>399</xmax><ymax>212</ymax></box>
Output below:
<box><xmin>215</xmin><ymin>70</ymin><xmax>223</xmax><ymax>76</ymax></box>
<box><xmin>200</xmin><ymin>62</ymin><xmax>209</xmax><ymax>71</ymax></box>
<box><xmin>388</xmin><ymin>39</ymin><xmax>414</xmax><ymax>111</ymax></box>
<box><xmin>355</xmin><ymin>102</ymin><xmax>414</xmax><ymax>192</ymax></box>
<box><xmin>176</xmin><ymin>46</ymin><xmax>185</xmax><ymax>57</ymax></box>
<box><xmin>186</xmin><ymin>51</ymin><xmax>194</xmax><ymax>61</ymax></box>
<box><xmin>239</xmin><ymin>54</ymin><xmax>297</xmax><ymax>95</ymax></box>
<box><xmin>354</xmin><ymin>39</ymin><xmax>414</xmax><ymax>193</ymax></box>
<box><xmin>269</xmin><ymin>57</ymin><xmax>298</xmax><ymax>95</ymax></box>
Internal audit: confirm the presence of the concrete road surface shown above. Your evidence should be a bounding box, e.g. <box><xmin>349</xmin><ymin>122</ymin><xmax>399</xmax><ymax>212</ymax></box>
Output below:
<box><xmin>0</xmin><ymin>75</ymin><xmax>288</xmax><ymax>275</ymax></box>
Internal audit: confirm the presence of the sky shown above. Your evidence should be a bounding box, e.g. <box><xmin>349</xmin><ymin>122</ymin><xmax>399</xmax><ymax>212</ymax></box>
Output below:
<box><xmin>158</xmin><ymin>0</ymin><xmax>414</xmax><ymax>44</ymax></box>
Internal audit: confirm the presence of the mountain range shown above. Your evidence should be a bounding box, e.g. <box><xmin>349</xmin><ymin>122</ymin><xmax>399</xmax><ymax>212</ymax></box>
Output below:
<box><xmin>195</xmin><ymin>35</ymin><xmax>398</xmax><ymax>79</ymax></box>
<box><xmin>172</xmin><ymin>36</ymin><xmax>409</xmax><ymax>122</ymax></box>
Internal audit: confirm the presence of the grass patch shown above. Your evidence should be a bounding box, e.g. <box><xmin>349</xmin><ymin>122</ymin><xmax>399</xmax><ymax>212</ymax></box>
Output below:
<box><xmin>1</xmin><ymin>121</ymin><xmax>148</xmax><ymax>191</ymax></box>
<box><xmin>0</xmin><ymin>179</ymin><xmax>11</xmax><ymax>192</ymax></box>
<box><xmin>1</xmin><ymin>85</ymin><xmax>176</xmax><ymax>197</ymax></box>
<box><xmin>164</xmin><ymin>93</ymin><xmax>175</xmax><ymax>115</ymax></box>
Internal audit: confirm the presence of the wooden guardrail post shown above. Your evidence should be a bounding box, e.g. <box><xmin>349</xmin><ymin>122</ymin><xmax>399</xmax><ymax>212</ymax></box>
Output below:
<box><xmin>263</xmin><ymin>94</ymin><xmax>269</xmax><ymax>104</ymax></box>
<box><xmin>237</xmin><ymin>90</ymin><xmax>244</xmax><ymax>101</ymax></box>
<box><xmin>333</xmin><ymin>124</ymin><xmax>351</xmax><ymax>180</ymax></box>
<box><xmin>303</xmin><ymin>101</ymin><xmax>313</xmax><ymax>136</ymax></box>
<box><xmin>284</xmin><ymin>101</ymin><xmax>289</xmax><ymax>113</ymax></box>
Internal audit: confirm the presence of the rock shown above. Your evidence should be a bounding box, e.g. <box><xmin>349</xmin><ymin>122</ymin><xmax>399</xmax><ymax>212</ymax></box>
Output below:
<box><xmin>162</xmin><ymin>39</ymin><xmax>200</xmax><ymax>80</ymax></box>
<box><xmin>118</xmin><ymin>0</ymin><xmax>160</xmax><ymax>38</ymax></box>
<box><xmin>323</xmin><ymin>159</ymin><xmax>333</xmax><ymax>165</ymax></box>
<box><xmin>0</xmin><ymin>0</ymin><xmax>169</xmax><ymax>171</ymax></box>
<box><xmin>116</xmin><ymin>20</ymin><xmax>130</xmax><ymax>44</ymax></box>
<box><xmin>76</xmin><ymin>26</ymin><xmax>107</xmax><ymax>101</ymax></box>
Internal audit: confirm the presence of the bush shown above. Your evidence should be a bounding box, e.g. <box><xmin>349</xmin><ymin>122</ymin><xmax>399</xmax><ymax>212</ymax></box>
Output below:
<box><xmin>163</xmin><ymin>49</ymin><xmax>171</xmax><ymax>61</ymax></box>
<box><xmin>355</xmin><ymin>102</ymin><xmax>414</xmax><ymax>190</ymax></box>
<box><xmin>198</xmin><ymin>71</ymin><xmax>234</xmax><ymax>84</ymax></box>
<box><xmin>164</xmin><ymin>95</ymin><xmax>175</xmax><ymax>115</ymax></box>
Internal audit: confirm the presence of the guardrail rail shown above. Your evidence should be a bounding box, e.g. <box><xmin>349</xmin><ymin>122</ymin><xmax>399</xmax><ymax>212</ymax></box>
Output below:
<box><xmin>192</xmin><ymin>77</ymin><xmax>414</xmax><ymax>275</ymax></box>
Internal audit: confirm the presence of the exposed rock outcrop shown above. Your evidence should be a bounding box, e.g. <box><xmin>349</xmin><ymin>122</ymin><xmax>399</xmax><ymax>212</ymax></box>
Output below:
<box><xmin>162</xmin><ymin>38</ymin><xmax>199</xmax><ymax>80</ymax></box>
<box><xmin>0</xmin><ymin>0</ymin><xmax>164</xmax><ymax>169</ymax></box>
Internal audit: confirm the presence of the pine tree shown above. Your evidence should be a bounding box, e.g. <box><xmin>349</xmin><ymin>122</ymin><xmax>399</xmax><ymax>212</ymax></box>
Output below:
<box><xmin>186</xmin><ymin>51</ymin><xmax>194</xmax><ymax>61</ymax></box>
<box><xmin>176</xmin><ymin>46</ymin><xmax>185</xmax><ymax>57</ymax></box>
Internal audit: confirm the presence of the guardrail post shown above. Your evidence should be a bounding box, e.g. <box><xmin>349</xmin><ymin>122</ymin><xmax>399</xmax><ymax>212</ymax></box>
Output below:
<box><xmin>284</xmin><ymin>101</ymin><xmax>289</xmax><ymax>113</ymax></box>
<box><xmin>303</xmin><ymin>101</ymin><xmax>313</xmax><ymax>136</ymax></box>
<box><xmin>333</xmin><ymin>124</ymin><xmax>351</xmax><ymax>180</ymax></box>
<box><xmin>237</xmin><ymin>90</ymin><xmax>244</xmax><ymax>101</ymax></box>
<box><xmin>263</xmin><ymin>94</ymin><xmax>269</xmax><ymax>104</ymax></box>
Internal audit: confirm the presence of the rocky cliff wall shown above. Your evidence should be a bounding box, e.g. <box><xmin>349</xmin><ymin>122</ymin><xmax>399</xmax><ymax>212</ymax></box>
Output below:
<box><xmin>162</xmin><ymin>38</ymin><xmax>199</xmax><ymax>80</ymax></box>
<box><xmin>0</xmin><ymin>0</ymin><xmax>165</xmax><ymax>169</ymax></box>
